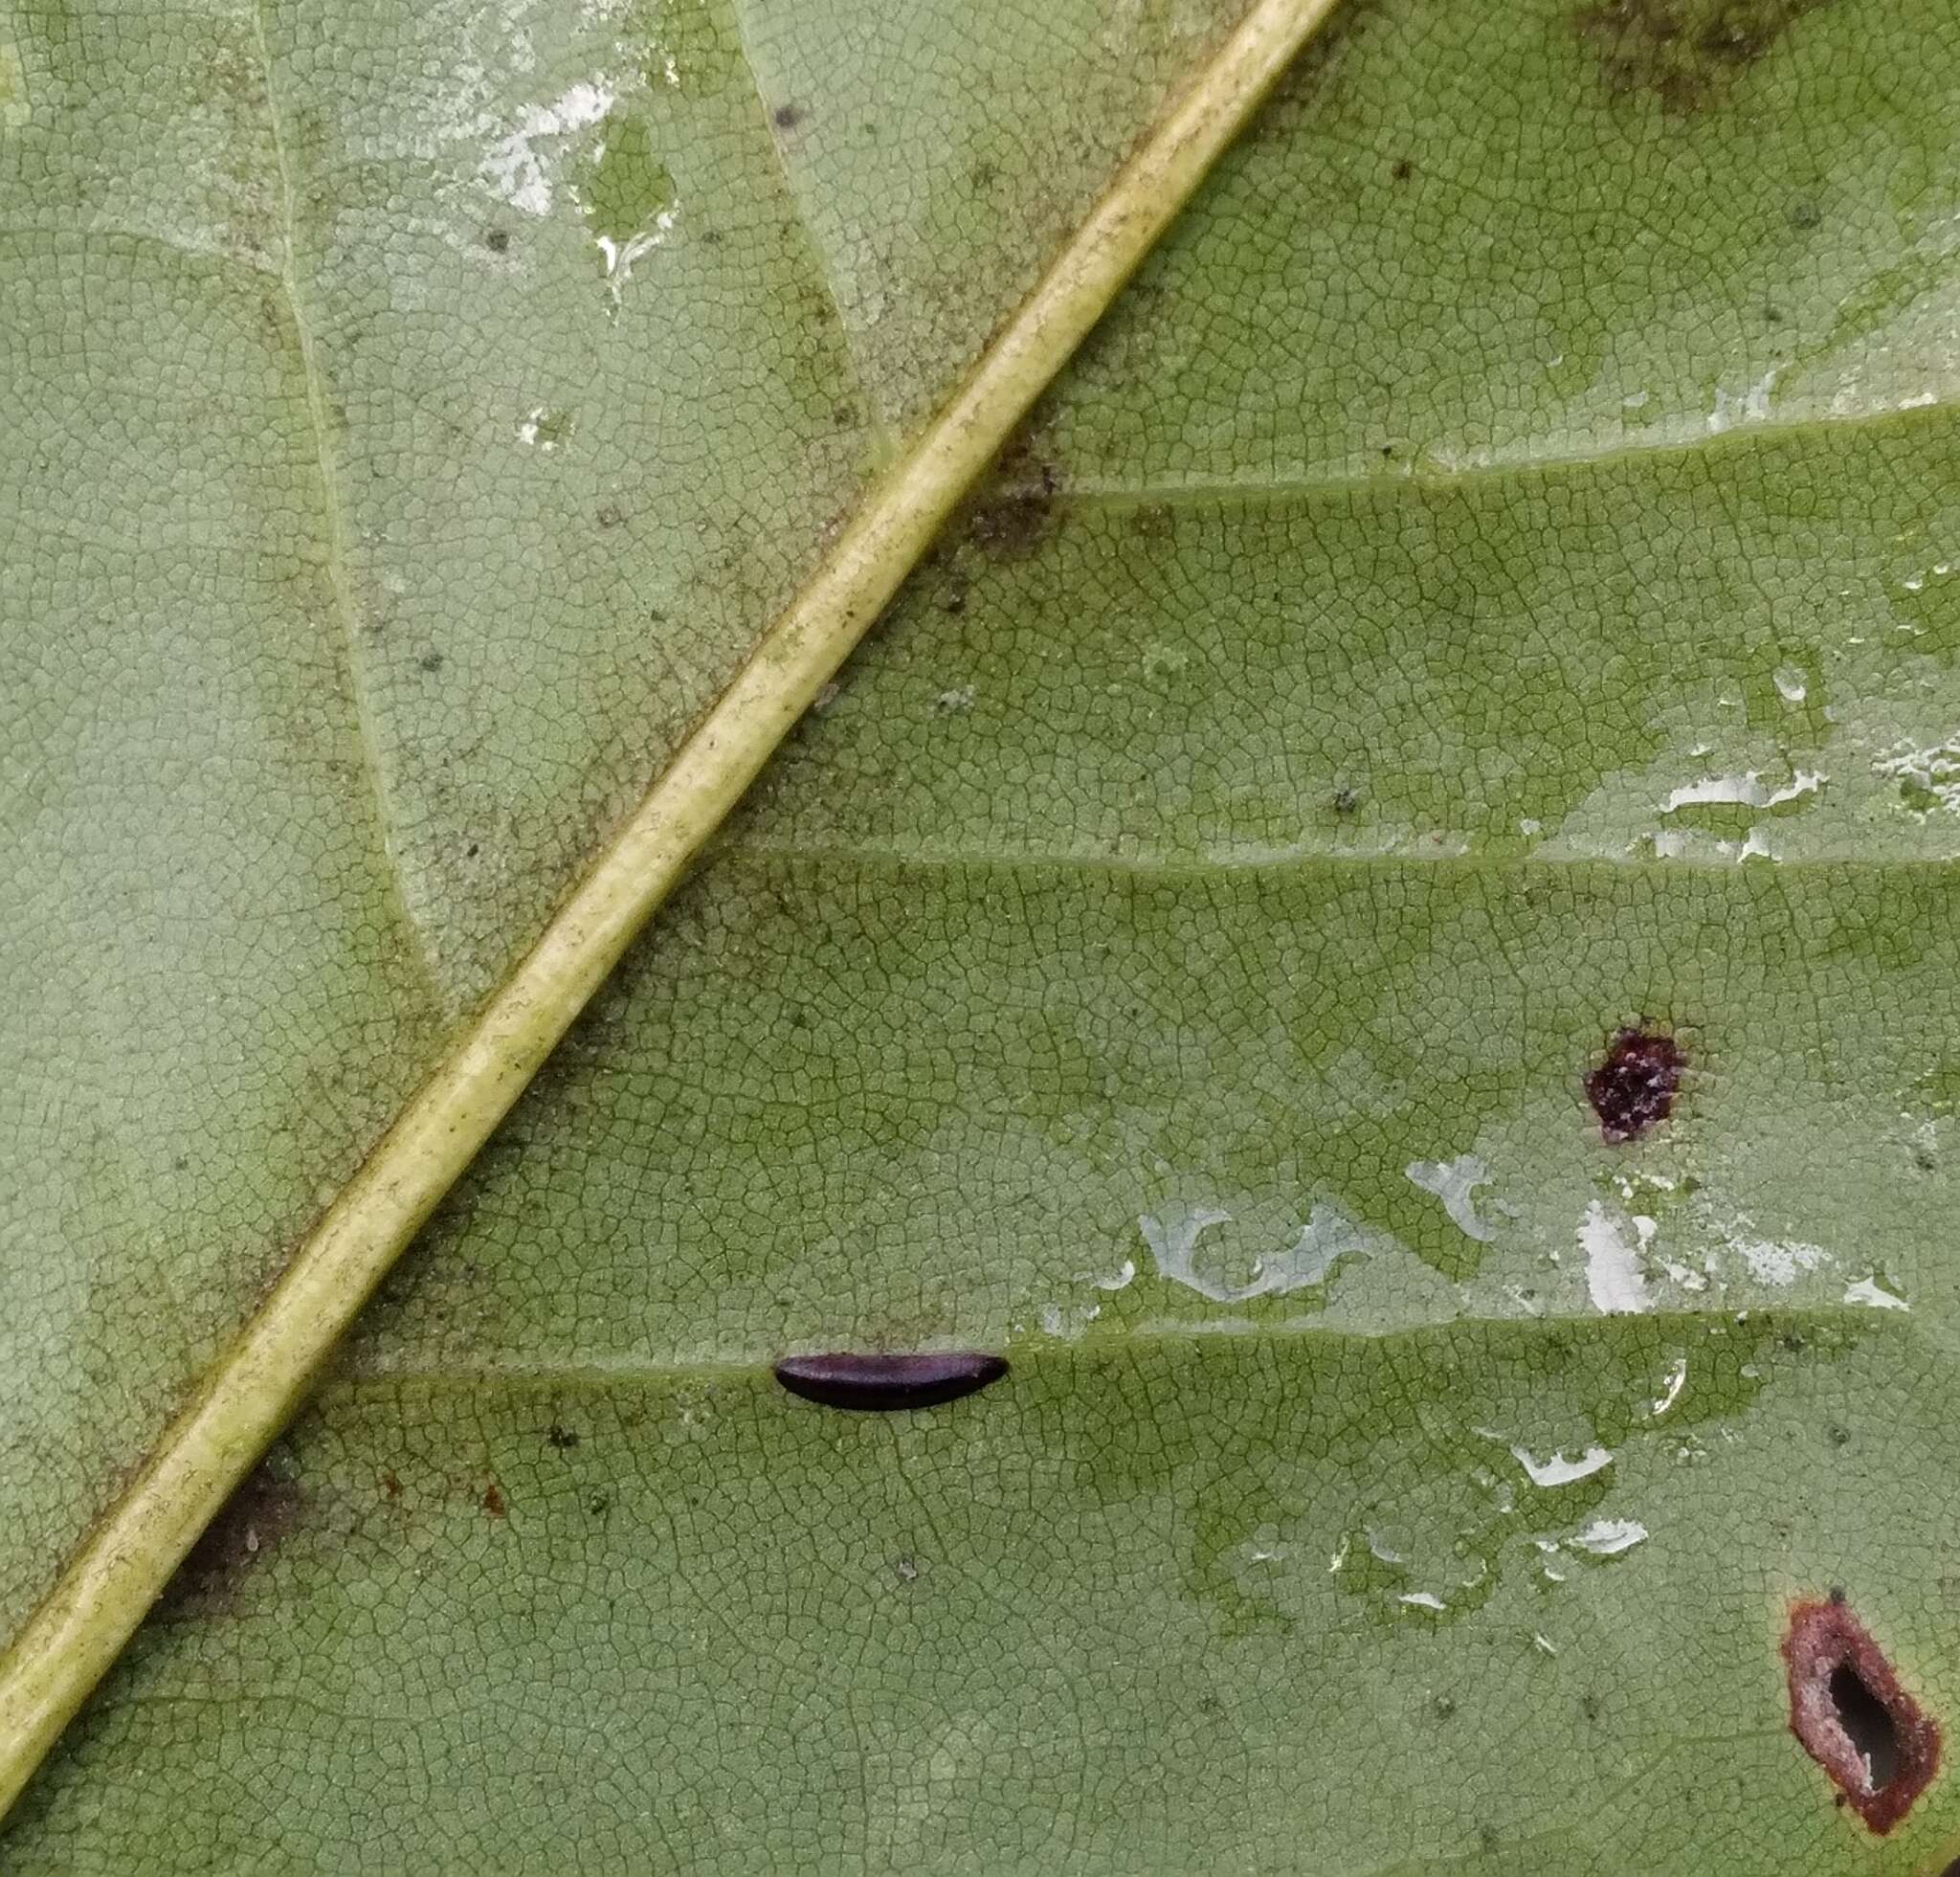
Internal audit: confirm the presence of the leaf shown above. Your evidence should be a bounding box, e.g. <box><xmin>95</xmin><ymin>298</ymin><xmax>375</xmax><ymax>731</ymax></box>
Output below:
<box><xmin>6</xmin><ymin>0</ymin><xmax>1960</xmax><ymax>1870</ymax></box>
<box><xmin>0</xmin><ymin>0</ymin><xmax>1337</xmax><ymax>1818</ymax></box>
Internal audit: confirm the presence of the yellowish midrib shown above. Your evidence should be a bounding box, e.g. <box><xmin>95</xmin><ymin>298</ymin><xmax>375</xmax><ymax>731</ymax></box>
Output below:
<box><xmin>0</xmin><ymin>0</ymin><xmax>1348</xmax><ymax>1822</ymax></box>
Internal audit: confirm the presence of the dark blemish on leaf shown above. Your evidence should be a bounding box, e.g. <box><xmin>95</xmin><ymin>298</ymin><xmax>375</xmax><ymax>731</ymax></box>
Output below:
<box><xmin>417</xmin><ymin>650</ymin><xmax>444</xmax><ymax>674</ymax></box>
<box><xmin>381</xmin><ymin>1468</ymin><xmax>402</xmax><ymax>1502</ymax></box>
<box><xmin>771</xmin><ymin>102</ymin><xmax>802</xmax><ymax>129</ymax></box>
<box><xmin>587</xmin><ymin>1489</ymin><xmax>612</xmax><ymax>1518</ymax></box>
<box><xmin>480</xmin><ymin>1479</ymin><xmax>507</xmax><ymax>1518</ymax></box>
<box><xmin>1784</xmin><ymin>1597</ymin><xmax>1939</xmax><ymax>1834</ymax></box>
<box><xmin>1826</xmin><ymin>1424</ymin><xmax>1851</xmax><ymax>1446</ymax></box>
<box><xmin>832</xmin><ymin>402</ymin><xmax>857</xmax><ymax>428</ymax></box>
<box><xmin>970</xmin><ymin>161</ymin><xmax>997</xmax><ymax>190</ymax></box>
<box><xmin>1433</xmin><ymin>1693</ymin><xmax>1457</xmax><ymax>1720</ymax></box>
<box><xmin>546</xmin><ymin>1422</ymin><xmax>581</xmax><ymax>1450</ymax></box>
<box><xmin>1789</xmin><ymin>197</ymin><xmax>1822</xmax><ymax>229</ymax></box>
<box><xmin>1332</xmin><ymin>786</ymin><xmax>1361</xmax><ymax>815</ymax></box>
<box><xmin>595</xmin><ymin>503</ymin><xmax>623</xmax><ymax>529</ymax></box>
<box><xmin>484</xmin><ymin>227</ymin><xmax>510</xmax><ymax>254</ymax></box>
<box><xmin>1575</xmin><ymin>0</ymin><xmax>1823</xmax><ymax>110</ymax></box>
<box><xmin>160</xmin><ymin>1462</ymin><xmax>303</xmax><ymax>1618</ymax></box>
<box><xmin>895</xmin><ymin>1556</ymin><xmax>920</xmax><ymax>1583</ymax></box>
<box><xmin>464</xmin><ymin>842</ymin><xmax>480</xmax><ymax>860</ymax></box>
<box><xmin>968</xmin><ymin>464</ymin><xmax>1059</xmax><ymax>558</ymax></box>
<box><xmin>939</xmin><ymin>573</ymin><xmax>968</xmax><ymax>616</ymax></box>
<box><xmin>1391</xmin><ymin>156</ymin><xmax>1414</xmax><ymax>181</ymax></box>
<box><xmin>1585</xmin><ymin>1027</ymin><xmax>1685</xmax><ymax>1143</ymax></box>
<box><xmin>773</xmin><ymin>1351</ymin><xmax>1009</xmax><ymax>1412</ymax></box>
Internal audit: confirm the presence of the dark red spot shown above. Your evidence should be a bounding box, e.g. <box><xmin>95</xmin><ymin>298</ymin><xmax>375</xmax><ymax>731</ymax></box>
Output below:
<box><xmin>381</xmin><ymin>1468</ymin><xmax>402</xmax><ymax>1502</ymax></box>
<box><xmin>773</xmin><ymin>1351</ymin><xmax>1009</xmax><ymax>1412</ymax></box>
<box><xmin>1784</xmin><ymin>1598</ymin><xmax>1939</xmax><ymax>1834</ymax></box>
<box><xmin>480</xmin><ymin>1480</ymin><xmax>507</xmax><ymax>1518</ymax></box>
<box><xmin>1585</xmin><ymin>1028</ymin><xmax>1685</xmax><ymax>1143</ymax></box>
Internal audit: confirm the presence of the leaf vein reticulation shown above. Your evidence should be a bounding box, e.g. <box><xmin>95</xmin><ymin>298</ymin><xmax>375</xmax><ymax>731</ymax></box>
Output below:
<box><xmin>725</xmin><ymin>0</ymin><xmax>899</xmax><ymax>471</ymax></box>
<box><xmin>246</xmin><ymin>0</ymin><xmax>445</xmax><ymax>1006</ymax></box>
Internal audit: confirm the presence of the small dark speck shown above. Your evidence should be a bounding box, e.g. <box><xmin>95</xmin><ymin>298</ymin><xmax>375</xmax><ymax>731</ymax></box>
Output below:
<box><xmin>1391</xmin><ymin>157</ymin><xmax>1414</xmax><ymax>181</ymax></box>
<box><xmin>587</xmin><ymin>1489</ymin><xmax>612</xmax><ymax>1517</ymax></box>
<box><xmin>595</xmin><ymin>503</ymin><xmax>623</xmax><ymax>529</ymax></box>
<box><xmin>1826</xmin><ymin>1424</ymin><xmax>1851</xmax><ymax>1446</ymax></box>
<box><xmin>481</xmin><ymin>1481</ymin><xmax>507</xmax><ymax>1518</ymax></box>
<box><xmin>1580</xmin><ymin>1693</ymin><xmax>1602</xmax><ymax>1722</ymax></box>
<box><xmin>1764</xmin><ymin>303</ymin><xmax>1784</xmax><ymax>324</ymax></box>
<box><xmin>484</xmin><ymin>228</ymin><xmax>510</xmax><ymax>253</ymax></box>
<box><xmin>895</xmin><ymin>1557</ymin><xmax>920</xmax><ymax>1582</ymax></box>
<box><xmin>464</xmin><ymin>842</ymin><xmax>481</xmax><ymax>860</ymax></box>
<box><xmin>1332</xmin><ymin>787</ymin><xmax>1361</xmax><ymax>815</ymax></box>
<box><xmin>772</xmin><ymin>102</ymin><xmax>803</xmax><ymax>129</ymax></box>
<box><xmin>1434</xmin><ymin>1694</ymin><xmax>1457</xmax><ymax>1720</ymax></box>
<box><xmin>1912</xmin><ymin>1143</ymin><xmax>1937</xmax><ymax>1173</ymax></box>
<box><xmin>1788</xmin><ymin>198</ymin><xmax>1821</xmax><ymax>230</ymax></box>
<box><xmin>970</xmin><ymin>161</ymin><xmax>998</xmax><ymax>190</ymax></box>
<box><xmin>417</xmin><ymin>650</ymin><xmax>444</xmax><ymax>673</ymax></box>
<box><xmin>546</xmin><ymin>1422</ymin><xmax>581</xmax><ymax>1450</ymax></box>
<box><xmin>382</xmin><ymin>1469</ymin><xmax>402</xmax><ymax>1501</ymax></box>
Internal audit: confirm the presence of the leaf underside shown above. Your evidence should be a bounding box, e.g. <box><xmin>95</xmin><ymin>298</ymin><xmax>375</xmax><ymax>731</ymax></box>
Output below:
<box><xmin>5</xmin><ymin>0</ymin><xmax>1960</xmax><ymax>1868</ymax></box>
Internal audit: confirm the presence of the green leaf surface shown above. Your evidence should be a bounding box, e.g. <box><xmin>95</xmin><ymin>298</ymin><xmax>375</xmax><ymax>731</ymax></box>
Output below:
<box><xmin>6</xmin><ymin>0</ymin><xmax>1960</xmax><ymax>1866</ymax></box>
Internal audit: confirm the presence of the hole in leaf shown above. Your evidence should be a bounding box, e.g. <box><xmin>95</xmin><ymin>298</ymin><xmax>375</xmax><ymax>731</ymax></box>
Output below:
<box><xmin>1784</xmin><ymin>1598</ymin><xmax>1939</xmax><ymax>1834</ymax></box>
<box><xmin>1829</xmin><ymin>1663</ymin><xmax>1902</xmax><ymax>1792</ymax></box>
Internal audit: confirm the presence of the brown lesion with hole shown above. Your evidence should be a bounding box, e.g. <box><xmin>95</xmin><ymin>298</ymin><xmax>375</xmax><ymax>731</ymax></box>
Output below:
<box><xmin>1784</xmin><ymin>1595</ymin><xmax>1940</xmax><ymax>1834</ymax></box>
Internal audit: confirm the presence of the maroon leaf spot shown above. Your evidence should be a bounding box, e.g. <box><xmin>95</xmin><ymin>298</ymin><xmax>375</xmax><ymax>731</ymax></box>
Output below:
<box><xmin>1585</xmin><ymin>1028</ymin><xmax>1684</xmax><ymax>1143</ymax></box>
<box><xmin>1784</xmin><ymin>1597</ymin><xmax>1939</xmax><ymax>1834</ymax></box>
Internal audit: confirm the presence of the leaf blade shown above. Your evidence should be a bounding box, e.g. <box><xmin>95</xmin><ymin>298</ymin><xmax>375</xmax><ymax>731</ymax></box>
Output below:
<box><xmin>0</xmin><ymin>0</ymin><xmax>1348</xmax><ymax>1817</ymax></box>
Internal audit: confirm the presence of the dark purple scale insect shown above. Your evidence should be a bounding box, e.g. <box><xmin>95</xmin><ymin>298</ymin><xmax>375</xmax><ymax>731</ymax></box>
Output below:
<box><xmin>1585</xmin><ymin>1027</ymin><xmax>1685</xmax><ymax>1143</ymax></box>
<box><xmin>772</xmin><ymin>1351</ymin><xmax>1008</xmax><ymax>1412</ymax></box>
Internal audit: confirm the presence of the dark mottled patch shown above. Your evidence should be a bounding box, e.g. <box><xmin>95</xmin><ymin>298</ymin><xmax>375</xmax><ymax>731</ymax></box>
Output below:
<box><xmin>1585</xmin><ymin>1027</ymin><xmax>1685</xmax><ymax>1142</ymax></box>
<box><xmin>587</xmin><ymin>1489</ymin><xmax>612</xmax><ymax>1518</ymax></box>
<box><xmin>1575</xmin><ymin>0</ymin><xmax>1824</xmax><ymax>109</ymax></box>
<box><xmin>416</xmin><ymin>649</ymin><xmax>444</xmax><ymax>673</ymax></box>
<box><xmin>1785</xmin><ymin>1597</ymin><xmax>1939</xmax><ymax>1833</ymax></box>
<box><xmin>381</xmin><ymin>1468</ymin><xmax>402</xmax><ymax>1501</ymax></box>
<box><xmin>546</xmin><ymin>1422</ymin><xmax>581</xmax><ymax>1450</ymax></box>
<box><xmin>484</xmin><ymin>227</ymin><xmax>510</xmax><ymax>254</ymax></box>
<box><xmin>968</xmin><ymin>462</ymin><xmax>1060</xmax><ymax>558</ymax></box>
<box><xmin>1332</xmin><ymin>786</ymin><xmax>1361</xmax><ymax>815</ymax></box>
<box><xmin>773</xmin><ymin>1350</ymin><xmax>1009</xmax><ymax>1412</ymax></box>
<box><xmin>1391</xmin><ymin>156</ymin><xmax>1414</xmax><ymax>181</ymax></box>
<box><xmin>771</xmin><ymin>101</ymin><xmax>802</xmax><ymax>129</ymax></box>
<box><xmin>595</xmin><ymin>503</ymin><xmax>623</xmax><ymax>529</ymax></box>
<box><xmin>480</xmin><ymin>1479</ymin><xmax>507</xmax><ymax>1518</ymax></box>
<box><xmin>159</xmin><ymin>1463</ymin><xmax>303</xmax><ymax>1618</ymax></box>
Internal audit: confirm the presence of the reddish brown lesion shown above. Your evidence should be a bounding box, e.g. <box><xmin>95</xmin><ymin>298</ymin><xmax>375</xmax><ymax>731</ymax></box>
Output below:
<box><xmin>1585</xmin><ymin>1027</ymin><xmax>1685</xmax><ymax>1143</ymax></box>
<box><xmin>1784</xmin><ymin>1596</ymin><xmax>1940</xmax><ymax>1834</ymax></box>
